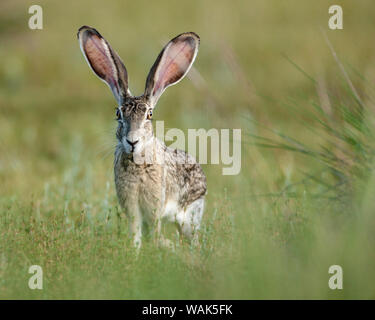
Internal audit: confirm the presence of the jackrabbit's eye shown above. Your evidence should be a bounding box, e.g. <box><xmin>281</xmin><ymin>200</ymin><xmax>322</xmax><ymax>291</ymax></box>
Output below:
<box><xmin>147</xmin><ymin>109</ymin><xmax>153</xmax><ymax>120</ymax></box>
<box><xmin>116</xmin><ymin>109</ymin><xmax>120</xmax><ymax>120</ymax></box>
<box><xmin>116</xmin><ymin>106</ymin><xmax>124</xmax><ymax>121</ymax></box>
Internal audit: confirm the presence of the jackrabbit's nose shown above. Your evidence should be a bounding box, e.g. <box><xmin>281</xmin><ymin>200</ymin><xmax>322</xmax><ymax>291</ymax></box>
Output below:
<box><xmin>126</xmin><ymin>139</ymin><xmax>139</xmax><ymax>146</ymax></box>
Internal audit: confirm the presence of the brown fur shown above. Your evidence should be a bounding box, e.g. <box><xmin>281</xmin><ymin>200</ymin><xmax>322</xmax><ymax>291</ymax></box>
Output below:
<box><xmin>78</xmin><ymin>26</ymin><xmax>206</xmax><ymax>249</ymax></box>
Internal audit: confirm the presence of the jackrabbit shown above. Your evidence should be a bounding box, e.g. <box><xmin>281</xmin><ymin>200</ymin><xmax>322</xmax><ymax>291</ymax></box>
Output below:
<box><xmin>77</xmin><ymin>26</ymin><xmax>206</xmax><ymax>249</ymax></box>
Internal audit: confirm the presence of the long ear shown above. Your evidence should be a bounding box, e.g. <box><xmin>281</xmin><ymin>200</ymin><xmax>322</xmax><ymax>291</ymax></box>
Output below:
<box><xmin>144</xmin><ymin>32</ymin><xmax>200</xmax><ymax>107</ymax></box>
<box><xmin>77</xmin><ymin>26</ymin><xmax>130</xmax><ymax>104</ymax></box>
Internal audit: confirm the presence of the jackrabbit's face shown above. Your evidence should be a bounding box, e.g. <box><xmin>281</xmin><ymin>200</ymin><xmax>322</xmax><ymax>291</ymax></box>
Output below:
<box><xmin>116</xmin><ymin>98</ymin><xmax>153</xmax><ymax>155</ymax></box>
<box><xmin>78</xmin><ymin>26</ymin><xmax>200</xmax><ymax>157</ymax></box>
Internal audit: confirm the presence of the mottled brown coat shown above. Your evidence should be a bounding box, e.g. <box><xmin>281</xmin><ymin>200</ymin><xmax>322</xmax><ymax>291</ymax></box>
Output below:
<box><xmin>78</xmin><ymin>26</ymin><xmax>206</xmax><ymax>249</ymax></box>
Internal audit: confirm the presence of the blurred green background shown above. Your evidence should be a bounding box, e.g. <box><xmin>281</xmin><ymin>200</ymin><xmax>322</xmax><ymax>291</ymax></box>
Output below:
<box><xmin>1</xmin><ymin>0</ymin><xmax>375</xmax><ymax>299</ymax></box>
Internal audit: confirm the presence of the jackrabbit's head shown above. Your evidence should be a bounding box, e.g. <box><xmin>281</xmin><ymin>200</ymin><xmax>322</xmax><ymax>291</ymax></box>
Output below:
<box><xmin>77</xmin><ymin>26</ymin><xmax>200</xmax><ymax>155</ymax></box>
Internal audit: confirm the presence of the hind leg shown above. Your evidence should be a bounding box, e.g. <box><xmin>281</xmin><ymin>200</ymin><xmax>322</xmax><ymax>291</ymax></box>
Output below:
<box><xmin>176</xmin><ymin>197</ymin><xmax>205</xmax><ymax>245</ymax></box>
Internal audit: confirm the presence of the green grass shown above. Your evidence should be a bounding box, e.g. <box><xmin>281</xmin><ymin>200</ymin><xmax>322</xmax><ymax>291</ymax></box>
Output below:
<box><xmin>1</xmin><ymin>0</ymin><xmax>375</xmax><ymax>299</ymax></box>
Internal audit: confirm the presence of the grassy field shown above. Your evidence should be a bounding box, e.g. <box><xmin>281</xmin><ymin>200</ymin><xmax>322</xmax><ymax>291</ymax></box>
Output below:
<box><xmin>1</xmin><ymin>0</ymin><xmax>375</xmax><ymax>299</ymax></box>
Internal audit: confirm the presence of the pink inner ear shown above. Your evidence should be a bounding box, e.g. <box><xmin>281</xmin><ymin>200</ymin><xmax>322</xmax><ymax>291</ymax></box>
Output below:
<box><xmin>153</xmin><ymin>40</ymin><xmax>195</xmax><ymax>96</ymax></box>
<box><xmin>84</xmin><ymin>34</ymin><xmax>116</xmax><ymax>87</ymax></box>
